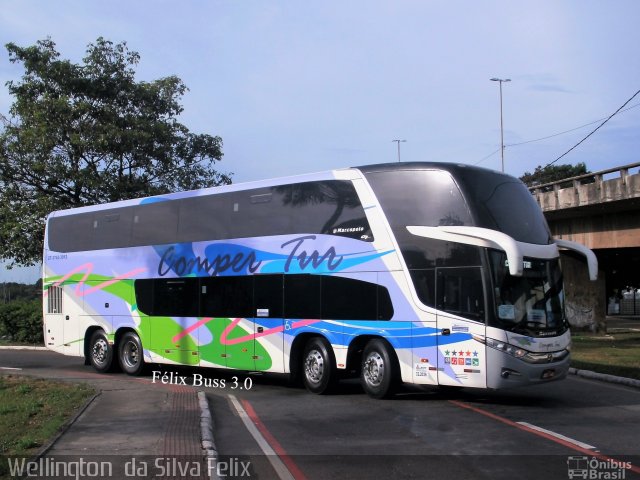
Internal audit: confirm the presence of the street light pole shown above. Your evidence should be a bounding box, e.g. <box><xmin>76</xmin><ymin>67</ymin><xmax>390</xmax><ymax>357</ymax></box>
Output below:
<box><xmin>392</xmin><ymin>139</ymin><xmax>406</xmax><ymax>162</ymax></box>
<box><xmin>490</xmin><ymin>78</ymin><xmax>510</xmax><ymax>172</ymax></box>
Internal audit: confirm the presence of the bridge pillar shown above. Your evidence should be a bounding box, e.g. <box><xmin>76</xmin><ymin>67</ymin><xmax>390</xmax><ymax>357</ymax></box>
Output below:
<box><xmin>561</xmin><ymin>253</ymin><xmax>606</xmax><ymax>332</ymax></box>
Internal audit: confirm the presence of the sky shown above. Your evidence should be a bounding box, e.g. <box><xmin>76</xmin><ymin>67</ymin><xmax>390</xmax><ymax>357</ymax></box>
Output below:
<box><xmin>1</xmin><ymin>0</ymin><xmax>640</xmax><ymax>283</ymax></box>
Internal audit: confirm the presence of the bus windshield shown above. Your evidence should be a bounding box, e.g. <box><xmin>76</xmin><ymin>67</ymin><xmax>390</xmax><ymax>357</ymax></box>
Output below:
<box><xmin>488</xmin><ymin>250</ymin><xmax>566</xmax><ymax>335</ymax></box>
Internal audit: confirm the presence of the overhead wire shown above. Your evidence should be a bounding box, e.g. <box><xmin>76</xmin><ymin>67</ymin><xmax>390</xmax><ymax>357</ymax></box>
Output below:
<box><xmin>508</xmin><ymin>102</ymin><xmax>640</xmax><ymax>147</ymax></box>
<box><xmin>475</xmin><ymin>98</ymin><xmax>640</xmax><ymax>166</ymax></box>
<box><xmin>474</xmin><ymin>148</ymin><xmax>501</xmax><ymax>165</ymax></box>
<box><xmin>544</xmin><ymin>89</ymin><xmax>640</xmax><ymax>167</ymax></box>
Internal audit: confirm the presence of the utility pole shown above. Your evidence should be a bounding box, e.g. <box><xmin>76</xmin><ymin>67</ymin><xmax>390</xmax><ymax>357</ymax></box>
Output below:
<box><xmin>490</xmin><ymin>78</ymin><xmax>510</xmax><ymax>172</ymax></box>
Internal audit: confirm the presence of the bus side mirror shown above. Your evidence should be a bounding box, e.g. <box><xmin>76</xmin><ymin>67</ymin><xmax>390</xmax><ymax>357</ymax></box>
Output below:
<box><xmin>554</xmin><ymin>238</ymin><xmax>598</xmax><ymax>281</ymax></box>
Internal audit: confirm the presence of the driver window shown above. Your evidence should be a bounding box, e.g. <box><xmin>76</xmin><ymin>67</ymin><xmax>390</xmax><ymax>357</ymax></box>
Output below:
<box><xmin>436</xmin><ymin>267</ymin><xmax>485</xmax><ymax>322</ymax></box>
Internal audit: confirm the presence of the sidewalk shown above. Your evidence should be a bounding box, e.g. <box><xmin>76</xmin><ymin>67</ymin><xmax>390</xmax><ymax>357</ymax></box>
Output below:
<box><xmin>38</xmin><ymin>379</ymin><xmax>213</xmax><ymax>479</ymax></box>
<box><xmin>606</xmin><ymin>315</ymin><xmax>640</xmax><ymax>332</ymax></box>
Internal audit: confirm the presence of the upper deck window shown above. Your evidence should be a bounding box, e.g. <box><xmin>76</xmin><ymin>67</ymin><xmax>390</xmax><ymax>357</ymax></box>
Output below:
<box><xmin>365</xmin><ymin>165</ymin><xmax>552</xmax><ymax>246</ymax></box>
<box><xmin>47</xmin><ymin>180</ymin><xmax>373</xmax><ymax>252</ymax></box>
<box><xmin>455</xmin><ymin>169</ymin><xmax>552</xmax><ymax>245</ymax></box>
<box><xmin>364</xmin><ymin>169</ymin><xmax>472</xmax><ymax>229</ymax></box>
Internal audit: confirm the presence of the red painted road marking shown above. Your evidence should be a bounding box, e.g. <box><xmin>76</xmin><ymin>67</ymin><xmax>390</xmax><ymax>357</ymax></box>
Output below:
<box><xmin>240</xmin><ymin>398</ymin><xmax>308</xmax><ymax>480</ymax></box>
<box><xmin>449</xmin><ymin>399</ymin><xmax>640</xmax><ymax>475</ymax></box>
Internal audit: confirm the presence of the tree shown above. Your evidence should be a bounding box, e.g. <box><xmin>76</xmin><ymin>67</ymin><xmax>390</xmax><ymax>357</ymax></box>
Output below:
<box><xmin>519</xmin><ymin>162</ymin><xmax>589</xmax><ymax>187</ymax></box>
<box><xmin>0</xmin><ymin>37</ymin><xmax>231</xmax><ymax>267</ymax></box>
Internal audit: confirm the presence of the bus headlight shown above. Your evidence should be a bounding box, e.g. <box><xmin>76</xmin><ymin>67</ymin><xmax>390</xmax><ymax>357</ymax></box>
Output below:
<box><xmin>485</xmin><ymin>337</ymin><xmax>525</xmax><ymax>358</ymax></box>
<box><xmin>485</xmin><ymin>337</ymin><xmax>569</xmax><ymax>364</ymax></box>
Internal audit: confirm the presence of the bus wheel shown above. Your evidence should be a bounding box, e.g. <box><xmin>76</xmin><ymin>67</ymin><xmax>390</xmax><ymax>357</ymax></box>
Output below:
<box><xmin>360</xmin><ymin>339</ymin><xmax>398</xmax><ymax>399</ymax></box>
<box><xmin>302</xmin><ymin>337</ymin><xmax>336</xmax><ymax>394</ymax></box>
<box><xmin>118</xmin><ymin>331</ymin><xmax>145</xmax><ymax>376</ymax></box>
<box><xmin>89</xmin><ymin>330</ymin><xmax>114</xmax><ymax>373</ymax></box>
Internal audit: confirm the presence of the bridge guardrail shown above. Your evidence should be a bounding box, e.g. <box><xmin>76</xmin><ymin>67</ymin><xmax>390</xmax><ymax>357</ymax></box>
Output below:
<box><xmin>528</xmin><ymin>162</ymin><xmax>640</xmax><ymax>211</ymax></box>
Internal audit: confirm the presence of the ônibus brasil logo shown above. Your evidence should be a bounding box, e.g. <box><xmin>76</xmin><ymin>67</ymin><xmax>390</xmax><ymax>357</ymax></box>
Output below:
<box><xmin>567</xmin><ymin>456</ymin><xmax>632</xmax><ymax>479</ymax></box>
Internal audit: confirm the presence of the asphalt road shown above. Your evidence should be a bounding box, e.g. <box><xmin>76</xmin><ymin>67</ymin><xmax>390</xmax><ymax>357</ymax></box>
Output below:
<box><xmin>2</xmin><ymin>349</ymin><xmax>639</xmax><ymax>480</ymax></box>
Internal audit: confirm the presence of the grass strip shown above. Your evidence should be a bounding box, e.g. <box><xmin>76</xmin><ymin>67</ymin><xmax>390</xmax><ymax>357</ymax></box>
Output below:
<box><xmin>570</xmin><ymin>332</ymin><xmax>640</xmax><ymax>381</ymax></box>
<box><xmin>0</xmin><ymin>375</ymin><xmax>94</xmax><ymax>478</ymax></box>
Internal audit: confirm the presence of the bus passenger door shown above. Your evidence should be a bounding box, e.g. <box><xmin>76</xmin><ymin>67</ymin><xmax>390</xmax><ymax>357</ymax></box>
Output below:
<box><xmin>200</xmin><ymin>275</ymin><xmax>283</xmax><ymax>372</ymax></box>
<box><xmin>435</xmin><ymin>267</ymin><xmax>487</xmax><ymax>388</ymax></box>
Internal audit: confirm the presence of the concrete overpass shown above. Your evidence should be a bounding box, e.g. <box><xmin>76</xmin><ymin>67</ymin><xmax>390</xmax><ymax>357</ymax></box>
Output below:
<box><xmin>529</xmin><ymin>162</ymin><xmax>640</xmax><ymax>330</ymax></box>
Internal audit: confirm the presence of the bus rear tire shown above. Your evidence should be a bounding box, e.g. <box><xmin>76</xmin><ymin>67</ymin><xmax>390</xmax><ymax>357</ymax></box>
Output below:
<box><xmin>89</xmin><ymin>330</ymin><xmax>114</xmax><ymax>373</ymax></box>
<box><xmin>118</xmin><ymin>331</ymin><xmax>145</xmax><ymax>376</ymax></box>
<box><xmin>302</xmin><ymin>337</ymin><xmax>336</xmax><ymax>394</ymax></box>
<box><xmin>360</xmin><ymin>339</ymin><xmax>399</xmax><ymax>399</ymax></box>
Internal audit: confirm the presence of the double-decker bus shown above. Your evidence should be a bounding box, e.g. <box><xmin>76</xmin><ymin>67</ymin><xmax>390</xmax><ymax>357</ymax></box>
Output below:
<box><xmin>43</xmin><ymin>162</ymin><xmax>597</xmax><ymax>398</ymax></box>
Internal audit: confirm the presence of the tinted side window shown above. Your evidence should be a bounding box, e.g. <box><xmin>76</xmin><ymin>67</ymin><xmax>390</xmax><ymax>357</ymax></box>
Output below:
<box><xmin>48</xmin><ymin>213</ymin><xmax>94</xmax><ymax>252</ymax></box>
<box><xmin>134</xmin><ymin>279</ymin><xmax>154</xmax><ymax>315</ymax></box>
<box><xmin>178</xmin><ymin>195</ymin><xmax>232</xmax><ymax>243</ymax></box>
<box><xmin>284</xmin><ymin>275</ymin><xmax>321</xmax><ymax>319</ymax></box>
<box><xmin>377</xmin><ymin>286</ymin><xmax>394</xmax><ymax>320</ymax></box>
<box><xmin>437</xmin><ymin>267</ymin><xmax>485</xmax><ymax>322</ymax></box>
<box><xmin>155</xmin><ymin>279</ymin><xmax>199</xmax><ymax>317</ymax></box>
<box><xmin>456</xmin><ymin>169</ymin><xmax>552</xmax><ymax>245</ymax></box>
<box><xmin>48</xmin><ymin>180</ymin><xmax>373</xmax><ymax>253</ymax></box>
<box><xmin>399</xmin><ymin>237</ymin><xmax>483</xmax><ymax>270</ymax></box>
<box><xmin>253</xmin><ymin>274</ymin><xmax>284</xmax><ymax>318</ymax></box>
<box><xmin>134</xmin><ymin>274</ymin><xmax>394</xmax><ymax>321</ymax></box>
<box><xmin>135</xmin><ymin>278</ymin><xmax>199</xmax><ymax>317</ymax></box>
<box><xmin>276</xmin><ymin>181</ymin><xmax>373</xmax><ymax>241</ymax></box>
<box><xmin>321</xmin><ymin>275</ymin><xmax>378</xmax><ymax>320</ymax></box>
<box><xmin>365</xmin><ymin>170</ymin><xmax>472</xmax><ymax>230</ymax></box>
<box><xmin>132</xmin><ymin>201</ymin><xmax>178</xmax><ymax>246</ymax></box>
<box><xmin>410</xmin><ymin>269</ymin><xmax>436</xmax><ymax>308</ymax></box>
<box><xmin>201</xmin><ymin>276</ymin><xmax>253</xmax><ymax>318</ymax></box>
<box><xmin>93</xmin><ymin>208</ymin><xmax>133</xmax><ymax>250</ymax></box>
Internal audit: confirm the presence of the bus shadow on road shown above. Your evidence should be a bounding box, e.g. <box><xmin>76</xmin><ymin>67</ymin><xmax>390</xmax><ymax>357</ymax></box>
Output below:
<box><xmin>391</xmin><ymin>383</ymin><xmax>559</xmax><ymax>407</ymax></box>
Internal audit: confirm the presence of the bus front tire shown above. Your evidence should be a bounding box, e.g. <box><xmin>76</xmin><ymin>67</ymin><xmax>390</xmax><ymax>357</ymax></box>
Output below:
<box><xmin>302</xmin><ymin>337</ymin><xmax>336</xmax><ymax>394</ymax></box>
<box><xmin>360</xmin><ymin>339</ymin><xmax>399</xmax><ymax>399</ymax></box>
<box><xmin>89</xmin><ymin>330</ymin><xmax>114</xmax><ymax>373</ymax></box>
<box><xmin>118</xmin><ymin>331</ymin><xmax>145</xmax><ymax>376</ymax></box>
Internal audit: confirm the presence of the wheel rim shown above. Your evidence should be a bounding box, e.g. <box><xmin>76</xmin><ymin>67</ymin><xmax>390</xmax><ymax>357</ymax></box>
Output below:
<box><xmin>304</xmin><ymin>349</ymin><xmax>324</xmax><ymax>385</ymax></box>
<box><xmin>363</xmin><ymin>351</ymin><xmax>385</xmax><ymax>387</ymax></box>
<box><xmin>121</xmin><ymin>339</ymin><xmax>139</xmax><ymax>369</ymax></box>
<box><xmin>92</xmin><ymin>338</ymin><xmax>109</xmax><ymax>366</ymax></box>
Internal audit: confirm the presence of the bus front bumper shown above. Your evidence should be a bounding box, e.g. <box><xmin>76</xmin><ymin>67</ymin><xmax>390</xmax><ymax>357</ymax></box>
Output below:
<box><xmin>486</xmin><ymin>347</ymin><xmax>571</xmax><ymax>389</ymax></box>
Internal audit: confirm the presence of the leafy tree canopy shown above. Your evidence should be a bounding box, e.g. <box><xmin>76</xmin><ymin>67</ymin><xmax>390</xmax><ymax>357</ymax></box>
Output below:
<box><xmin>520</xmin><ymin>162</ymin><xmax>589</xmax><ymax>187</ymax></box>
<box><xmin>0</xmin><ymin>37</ymin><xmax>231</xmax><ymax>267</ymax></box>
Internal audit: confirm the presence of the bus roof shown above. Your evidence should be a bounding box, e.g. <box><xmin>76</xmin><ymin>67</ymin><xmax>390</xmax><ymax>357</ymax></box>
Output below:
<box><xmin>48</xmin><ymin>161</ymin><xmax>511</xmax><ymax>218</ymax></box>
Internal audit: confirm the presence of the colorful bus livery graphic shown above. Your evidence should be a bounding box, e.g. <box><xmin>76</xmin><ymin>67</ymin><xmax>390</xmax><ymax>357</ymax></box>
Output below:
<box><xmin>43</xmin><ymin>163</ymin><xmax>598</xmax><ymax>398</ymax></box>
<box><xmin>152</xmin><ymin>234</ymin><xmax>385</xmax><ymax>278</ymax></box>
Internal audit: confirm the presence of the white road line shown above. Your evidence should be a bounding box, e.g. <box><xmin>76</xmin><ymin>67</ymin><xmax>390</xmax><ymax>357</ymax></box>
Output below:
<box><xmin>516</xmin><ymin>421</ymin><xmax>598</xmax><ymax>450</ymax></box>
<box><xmin>228</xmin><ymin>395</ymin><xmax>294</xmax><ymax>480</ymax></box>
<box><xmin>0</xmin><ymin>366</ymin><xmax>22</xmax><ymax>370</ymax></box>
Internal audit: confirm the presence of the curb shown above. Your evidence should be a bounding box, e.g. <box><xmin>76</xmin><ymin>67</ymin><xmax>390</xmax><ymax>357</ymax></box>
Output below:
<box><xmin>569</xmin><ymin>367</ymin><xmax>640</xmax><ymax>389</ymax></box>
<box><xmin>0</xmin><ymin>346</ymin><xmax>47</xmax><ymax>350</ymax></box>
<box><xmin>198</xmin><ymin>391</ymin><xmax>219</xmax><ymax>480</ymax></box>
